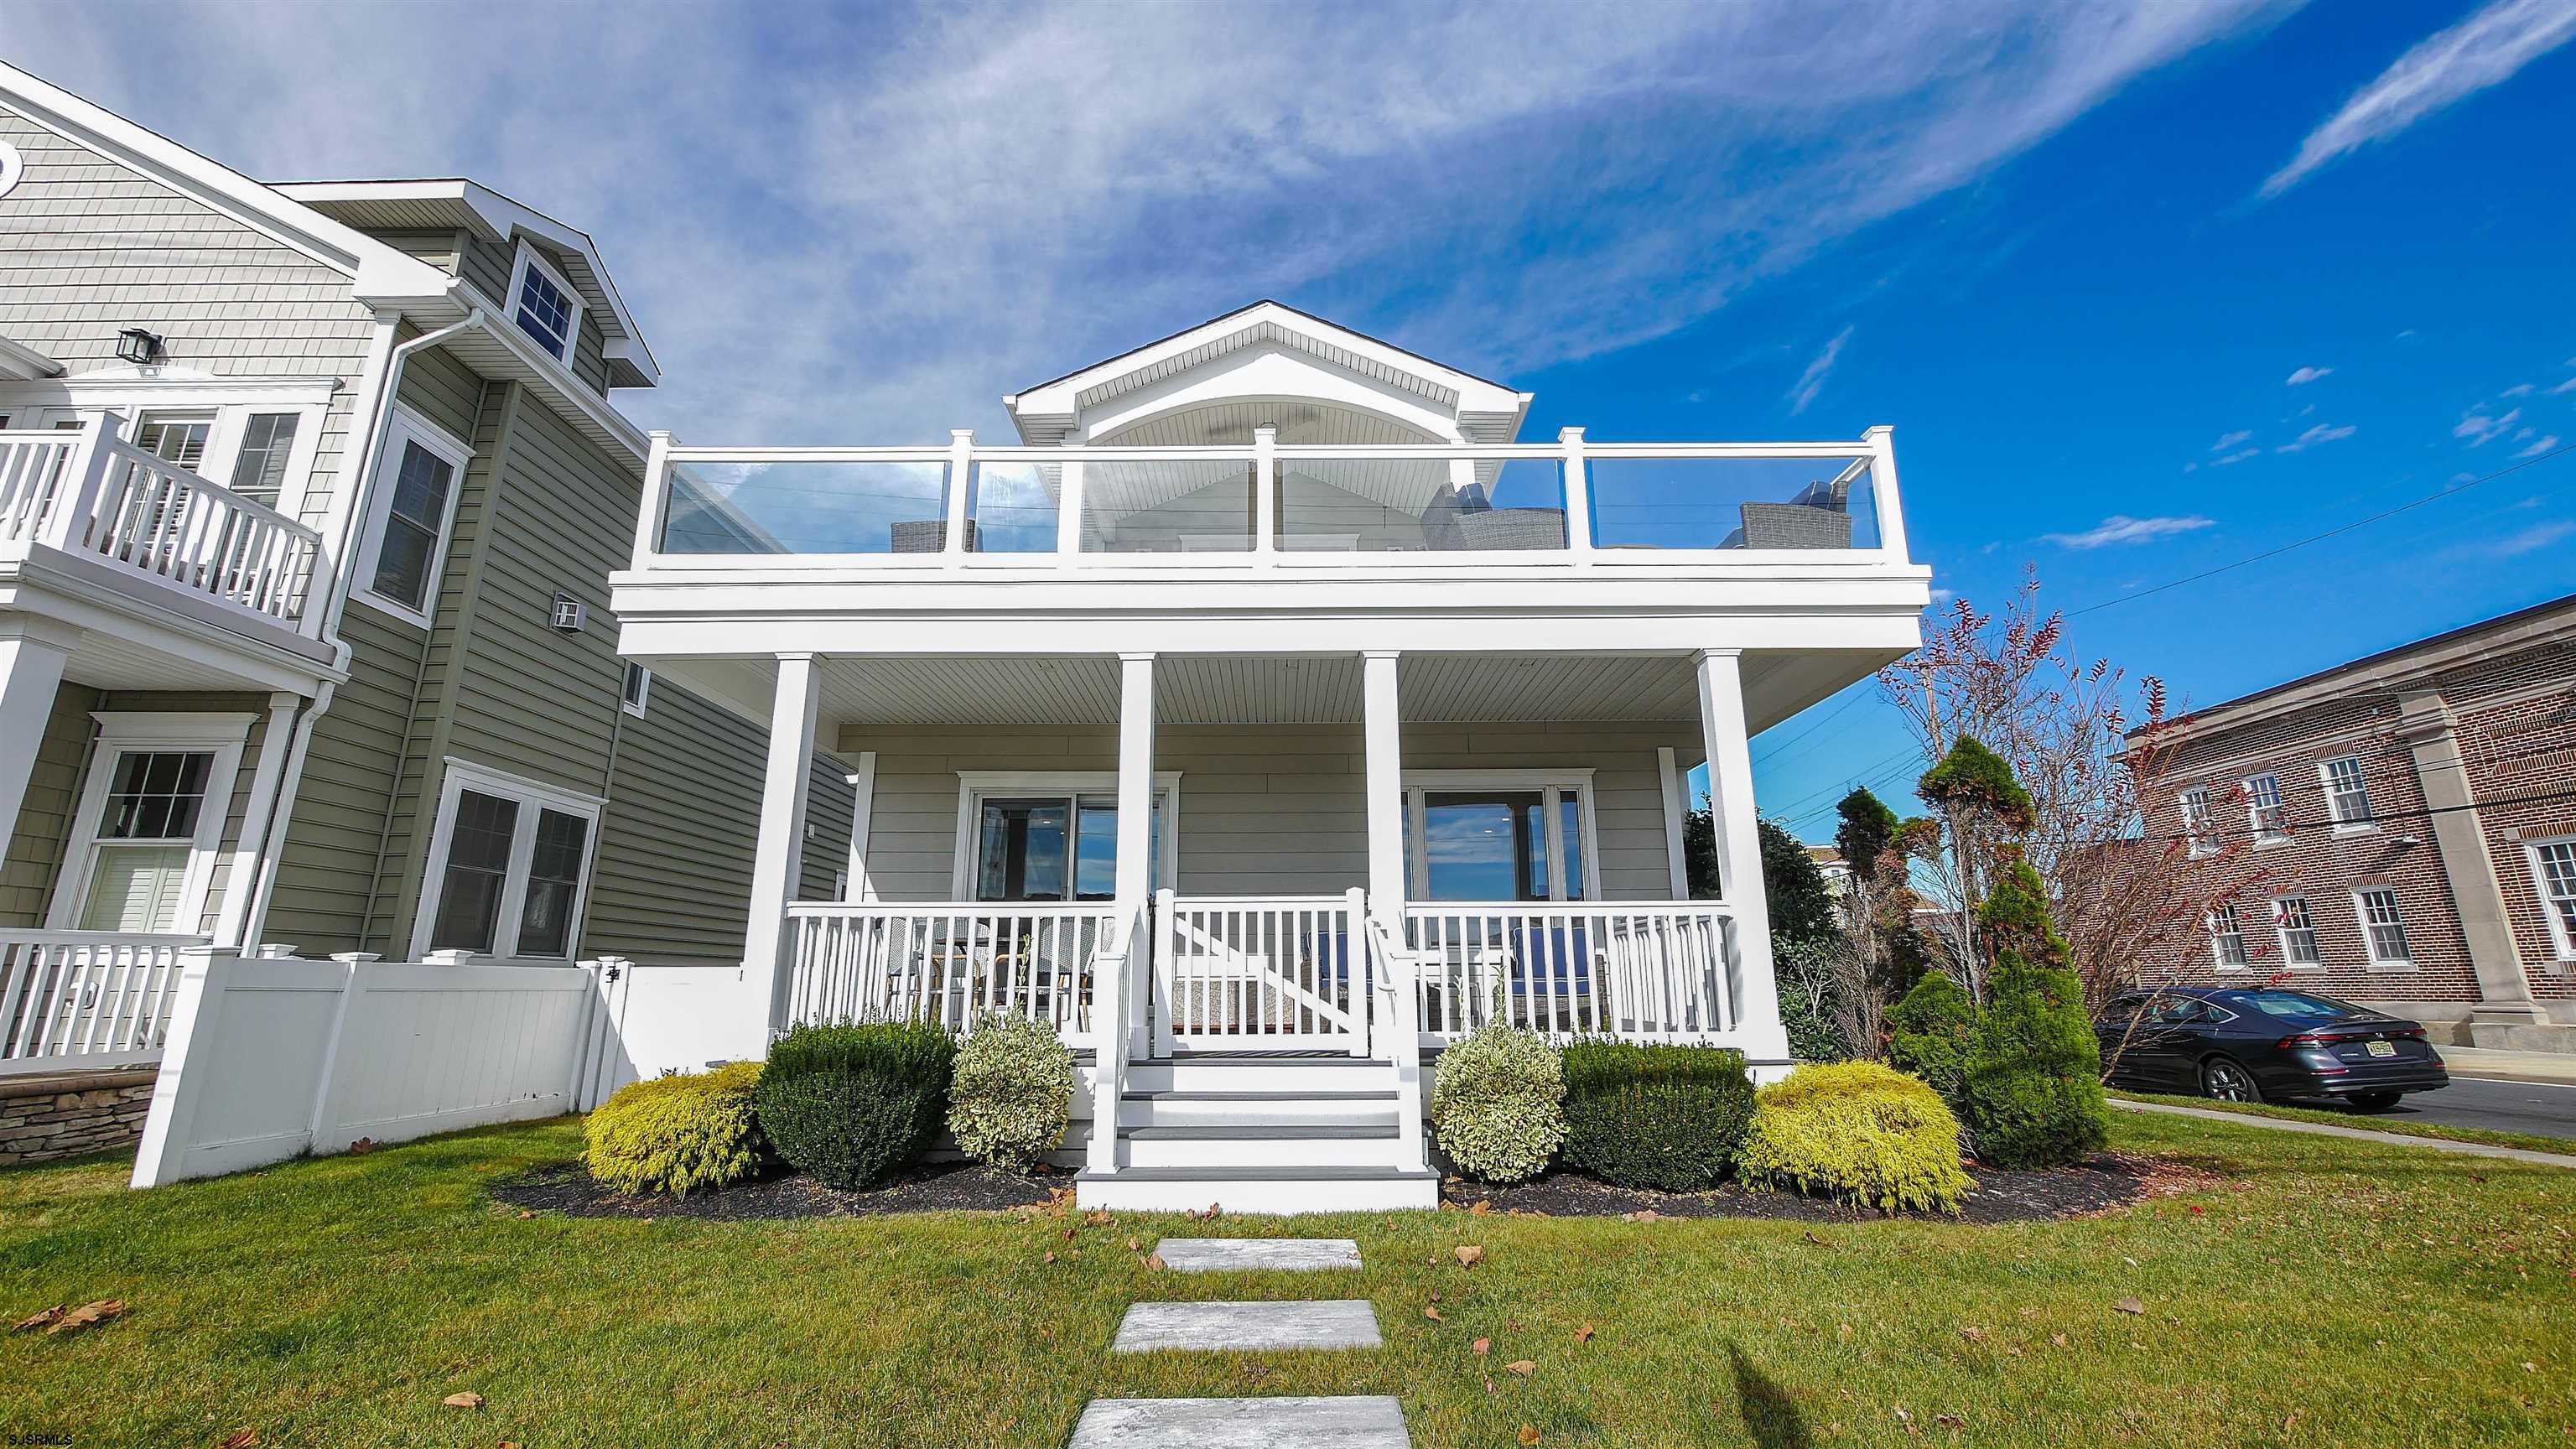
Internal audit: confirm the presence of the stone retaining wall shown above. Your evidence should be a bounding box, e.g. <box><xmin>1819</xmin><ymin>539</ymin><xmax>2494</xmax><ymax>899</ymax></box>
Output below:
<box><xmin>0</xmin><ymin>1067</ymin><xmax>157</xmax><ymax>1166</ymax></box>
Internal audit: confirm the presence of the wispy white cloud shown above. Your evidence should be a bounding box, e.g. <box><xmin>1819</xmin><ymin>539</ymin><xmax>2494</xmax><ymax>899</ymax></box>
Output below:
<box><xmin>1786</xmin><ymin>326</ymin><xmax>1854</xmax><ymax>415</ymax></box>
<box><xmin>2488</xmin><ymin>518</ymin><xmax>2576</xmax><ymax>556</ymax></box>
<box><xmin>2457</xmin><ymin>407</ymin><xmax>2525</xmax><ymax>444</ymax></box>
<box><xmin>0</xmin><ymin>2</ymin><xmax>2299</xmax><ymax>442</ymax></box>
<box><xmin>2501</xmin><ymin>382</ymin><xmax>2536</xmax><ymax>397</ymax></box>
<box><xmin>2212</xmin><ymin>428</ymin><xmax>2254</xmax><ymax>450</ymax></box>
<box><xmin>2043</xmin><ymin>514</ymin><xmax>2217</xmax><ymax>548</ymax></box>
<box><xmin>2284</xmin><ymin>365</ymin><xmax>2334</xmax><ymax>385</ymax></box>
<box><xmin>2276</xmin><ymin>422</ymin><xmax>2357</xmax><ymax>452</ymax></box>
<box><xmin>2549</xmin><ymin>376</ymin><xmax>2576</xmax><ymax>395</ymax></box>
<box><xmin>2514</xmin><ymin>434</ymin><xmax>2563</xmax><ymax>458</ymax></box>
<box><xmin>2214</xmin><ymin>447</ymin><xmax>2262</xmax><ymax>465</ymax></box>
<box><xmin>2262</xmin><ymin>0</ymin><xmax>2576</xmax><ymax>198</ymax></box>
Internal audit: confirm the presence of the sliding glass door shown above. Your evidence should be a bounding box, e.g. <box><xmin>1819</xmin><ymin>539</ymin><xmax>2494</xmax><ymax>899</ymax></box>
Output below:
<box><xmin>974</xmin><ymin>793</ymin><xmax>1163</xmax><ymax>902</ymax></box>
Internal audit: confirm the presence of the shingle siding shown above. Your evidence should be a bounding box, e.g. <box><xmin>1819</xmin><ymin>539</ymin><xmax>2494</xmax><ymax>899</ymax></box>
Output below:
<box><xmin>0</xmin><ymin>682</ymin><xmax>101</xmax><ymax>928</ymax></box>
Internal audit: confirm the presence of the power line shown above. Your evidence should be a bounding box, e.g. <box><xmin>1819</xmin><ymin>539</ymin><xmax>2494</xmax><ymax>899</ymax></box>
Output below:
<box><xmin>2066</xmin><ymin>441</ymin><xmax>2575</xmax><ymax>618</ymax></box>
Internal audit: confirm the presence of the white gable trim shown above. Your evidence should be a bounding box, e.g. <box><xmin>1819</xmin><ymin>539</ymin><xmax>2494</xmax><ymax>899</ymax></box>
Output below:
<box><xmin>0</xmin><ymin>61</ymin><xmax>455</xmax><ymax>307</ymax></box>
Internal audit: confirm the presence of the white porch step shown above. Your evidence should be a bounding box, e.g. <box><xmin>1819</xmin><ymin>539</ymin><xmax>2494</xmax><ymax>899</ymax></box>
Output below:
<box><xmin>1076</xmin><ymin>1165</ymin><xmax>1441</xmax><ymax>1214</ymax></box>
<box><xmin>1119</xmin><ymin>1089</ymin><xmax>1398</xmax><ymax>1130</ymax></box>
<box><xmin>1070</xmin><ymin>1396</ymin><xmax>1410</xmax><ymax>1448</ymax></box>
<box><xmin>1123</xmin><ymin>1055</ymin><xmax>1394</xmax><ymax>1095</ymax></box>
<box><xmin>1119</xmin><ymin>1124</ymin><xmax>1401</xmax><ymax>1170</ymax></box>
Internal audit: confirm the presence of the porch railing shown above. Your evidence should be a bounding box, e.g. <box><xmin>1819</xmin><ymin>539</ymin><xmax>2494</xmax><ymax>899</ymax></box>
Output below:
<box><xmin>1155</xmin><ymin>891</ymin><xmax>1368</xmax><ymax>1055</ymax></box>
<box><xmin>0</xmin><ymin>418</ymin><xmax>325</xmax><ymax>631</ymax></box>
<box><xmin>0</xmin><ymin>931</ymin><xmax>205</xmax><ymax>1073</ymax></box>
<box><xmin>1403</xmin><ymin>902</ymin><xmax>1735</xmax><ymax>1041</ymax></box>
<box><xmin>780</xmin><ymin>903</ymin><xmax>1118</xmax><ymax>1039</ymax></box>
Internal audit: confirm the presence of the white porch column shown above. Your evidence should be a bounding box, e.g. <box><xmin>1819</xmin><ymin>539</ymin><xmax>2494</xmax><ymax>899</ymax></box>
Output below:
<box><xmin>1362</xmin><ymin>651</ymin><xmax>1405</xmax><ymax>927</ymax></box>
<box><xmin>739</xmin><ymin>652</ymin><xmax>820</xmax><ymax>1059</ymax></box>
<box><xmin>1696</xmin><ymin>648</ymin><xmax>1790</xmax><ymax>1070</ymax></box>
<box><xmin>0</xmin><ymin>620</ymin><xmax>79</xmax><ymax>854</ymax></box>
<box><xmin>1113</xmin><ymin>652</ymin><xmax>1156</xmax><ymax>1055</ymax></box>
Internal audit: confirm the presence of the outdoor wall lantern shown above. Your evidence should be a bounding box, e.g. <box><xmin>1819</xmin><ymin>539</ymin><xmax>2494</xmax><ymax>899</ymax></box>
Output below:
<box><xmin>114</xmin><ymin>328</ymin><xmax>164</xmax><ymax>366</ymax></box>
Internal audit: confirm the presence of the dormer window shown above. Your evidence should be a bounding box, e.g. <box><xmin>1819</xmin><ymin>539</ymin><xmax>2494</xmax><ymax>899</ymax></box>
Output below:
<box><xmin>506</xmin><ymin>243</ymin><xmax>583</xmax><ymax>363</ymax></box>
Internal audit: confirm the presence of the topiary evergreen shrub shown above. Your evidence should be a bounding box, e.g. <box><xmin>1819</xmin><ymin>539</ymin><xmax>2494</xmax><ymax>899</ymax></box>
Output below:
<box><xmin>1736</xmin><ymin>1061</ymin><xmax>1971</xmax><ymax>1214</ymax></box>
<box><xmin>1887</xmin><ymin>971</ymin><xmax>1979</xmax><ymax>1112</ymax></box>
<box><xmin>584</xmin><ymin>1061</ymin><xmax>764</xmax><ymax>1197</ymax></box>
<box><xmin>1961</xmin><ymin>860</ymin><xmax>2109</xmax><ymax>1168</ymax></box>
<box><xmin>947</xmin><ymin>1011</ymin><xmax>1074</xmax><ymax>1174</ymax></box>
<box><xmin>1560</xmin><ymin>1039</ymin><xmax>1755</xmax><ymax>1191</ymax></box>
<box><xmin>1428</xmin><ymin>1019</ymin><xmax>1565</xmax><ymax>1183</ymax></box>
<box><xmin>755</xmin><ymin>1021</ymin><xmax>955</xmax><ymax>1188</ymax></box>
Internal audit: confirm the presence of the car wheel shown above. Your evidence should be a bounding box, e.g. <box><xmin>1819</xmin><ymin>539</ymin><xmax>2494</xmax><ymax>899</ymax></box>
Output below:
<box><xmin>2344</xmin><ymin>1090</ymin><xmax>2402</xmax><ymax>1113</ymax></box>
<box><xmin>2199</xmin><ymin>1057</ymin><xmax>2261</xmax><ymax>1103</ymax></box>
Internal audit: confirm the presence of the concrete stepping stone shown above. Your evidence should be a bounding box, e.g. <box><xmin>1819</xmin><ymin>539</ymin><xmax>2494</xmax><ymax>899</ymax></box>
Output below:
<box><xmin>1154</xmin><ymin>1238</ymin><xmax>1363</xmax><ymax>1272</ymax></box>
<box><xmin>1113</xmin><ymin>1299</ymin><xmax>1382</xmax><ymax>1353</ymax></box>
<box><xmin>1070</xmin><ymin>1395</ymin><xmax>1410</xmax><ymax>1447</ymax></box>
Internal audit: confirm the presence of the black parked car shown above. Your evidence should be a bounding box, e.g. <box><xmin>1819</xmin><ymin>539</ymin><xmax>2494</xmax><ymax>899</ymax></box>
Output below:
<box><xmin>2095</xmin><ymin>987</ymin><xmax>2449</xmax><ymax>1110</ymax></box>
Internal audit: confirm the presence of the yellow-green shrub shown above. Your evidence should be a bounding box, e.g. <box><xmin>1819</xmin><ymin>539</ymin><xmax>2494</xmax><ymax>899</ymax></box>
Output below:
<box><xmin>1736</xmin><ymin>1061</ymin><xmax>1971</xmax><ymax>1214</ymax></box>
<box><xmin>584</xmin><ymin>1062</ymin><xmax>764</xmax><ymax>1197</ymax></box>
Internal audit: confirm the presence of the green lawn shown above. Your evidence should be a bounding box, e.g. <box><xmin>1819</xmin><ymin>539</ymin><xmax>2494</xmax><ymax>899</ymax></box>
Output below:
<box><xmin>2110</xmin><ymin>1088</ymin><xmax>2576</xmax><ymax>1157</ymax></box>
<box><xmin>3</xmin><ymin>1114</ymin><xmax>2569</xmax><ymax>1447</ymax></box>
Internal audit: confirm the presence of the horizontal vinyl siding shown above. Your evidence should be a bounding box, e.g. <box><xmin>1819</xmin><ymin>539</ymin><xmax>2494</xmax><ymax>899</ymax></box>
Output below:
<box><xmin>0</xmin><ymin>682</ymin><xmax>102</xmax><ymax>927</ymax></box>
<box><xmin>840</xmin><ymin>722</ymin><xmax>1694</xmax><ymax>903</ymax></box>
<box><xmin>269</xmin><ymin>607</ymin><xmax>424</xmax><ymax>955</ymax></box>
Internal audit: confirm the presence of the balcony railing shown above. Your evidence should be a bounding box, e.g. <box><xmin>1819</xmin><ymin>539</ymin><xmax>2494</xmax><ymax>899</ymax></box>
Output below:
<box><xmin>1</xmin><ymin>415</ymin><xmax>325</xmax><ymax>631</ymax></box>
<box><xmin>631</xmin><ymin>428</ymin><xmax>1909</xmax><ymax>571</ymax></box>
<box><xmin>0</xmin><ymin>931</ymin><xmax>205</xmax><ymax>1073</ymax></box>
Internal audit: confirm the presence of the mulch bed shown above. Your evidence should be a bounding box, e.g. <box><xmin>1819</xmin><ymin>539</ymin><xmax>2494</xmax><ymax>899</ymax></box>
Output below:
<box><xmin>491</xmin><ymin>1160</ymin><xmax>1062</xmax><ymax>1221</ymax></box>
<box><xmin>1440</xmin><ymin>1151</ymin><xmax>2214</xmax><ymax>1223</ymax></box>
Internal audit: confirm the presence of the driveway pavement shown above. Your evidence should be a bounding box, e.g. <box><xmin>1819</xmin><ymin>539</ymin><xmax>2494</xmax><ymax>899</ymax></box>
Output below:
<box><xmin>2279</xmin><ymin>1074</ymin><xmax>2576</xmax><ymax>1142</ymax></box>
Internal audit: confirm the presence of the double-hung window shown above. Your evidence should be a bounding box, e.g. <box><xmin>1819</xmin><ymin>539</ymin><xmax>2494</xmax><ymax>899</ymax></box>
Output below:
<box><xmin>621</xmin><ymin>662</ymin><xmax>652</xmax><ymax>718</ymax></box>
<box><xmin>225</xmin><ymin>411</ymin><xmax>304</xmax><ymax>508</ymax></box>
<box><xmin>2321</xmin><ymin>757</ymin><xmax>2374</xmax><ymax>831</ymax></box>
<box><xmin>2179</xmin><ymin>787</ymin><xmax>2215</xmax><ymax>857</ymax></box>
<box><xmin>357</xmin><ymin>408</ymin><xmax>473</xmax><ymax>626</ymax></box>
<box><xmin>2272</xmin><ymin>896</ymin><xmax>2321</xmax><ymax>966</ymax></box>
<box><xmin>49</xmin><ymin>713</ymin><xmax>252</xmax><ymax>936</ymax></box>
<box><xmin>415</xmin><ymin>761</ymin><xmax>602</xmax><ymax>961</ymax></box>
<box><xmin>2355</xmin><ymin>888</ymin><xmax>2412</xmax><ymax>967</ymax></box>
<box><xmin>506</xmin><ymin>243</ymin><xmax>584</xmax><ymax>365</ymax></box>
<box><xmin>2527</xmin><ymin>839</ymin><xmax>2576</xmax><ymax>962</ymax></box>
<box><xmin>2243</xmin><ymin>772</ymin><xmax>2288</xmax><ymax>845</ymax></box>
<box><xmin>2207</xmin><ymin>901</ymin><xmax>2250</xmax><ymax>969</ymax></box>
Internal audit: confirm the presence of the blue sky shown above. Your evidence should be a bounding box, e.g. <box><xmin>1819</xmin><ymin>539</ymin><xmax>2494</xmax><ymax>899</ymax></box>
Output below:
<box><xmin>15</xmin><ymin>2</ymin><xmax>2573</xmax><ymax>841</ymax></box>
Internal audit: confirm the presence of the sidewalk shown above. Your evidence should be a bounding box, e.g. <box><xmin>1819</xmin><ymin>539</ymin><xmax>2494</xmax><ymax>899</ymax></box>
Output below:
<box><xmin>2439</xmin><ymin>1045</ymin><xmax>2576</xmax><ymax>1085</ymax></box>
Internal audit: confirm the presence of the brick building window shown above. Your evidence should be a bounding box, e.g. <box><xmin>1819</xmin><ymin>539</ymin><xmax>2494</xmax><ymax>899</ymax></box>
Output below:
<box><xmin>2244</xmin><ymin>772</ymin><xmax>2288</xmax><ymax>844</ymax></box>
<box><xmin>2272</xmin><ymin>895</ymin><xmax>2322</xmax><ymax>966</ymax></box>
<box><xmin>2355</xmin><ymin>888</ymin><xmax>2412</xmax><ymax>966</ymax></box>
<box><xmin>2179</xmin><ymin>787</ymin><xmax>2215</xmax><ymax>857</ymax></box>
<box><xmin>2529</xmin><ymin>839</ymin><xmax>2576</xmax><ymax>961</ymax></box>
<box><xmin>2208</xmin><ymin>901</ymin><xmax>2251</xmax><ymax>969</ymax></box>
<box><xmin>2321</xmin><ymin>756</ymin><xmax>2374</xmax><ymax>830</ymax></box>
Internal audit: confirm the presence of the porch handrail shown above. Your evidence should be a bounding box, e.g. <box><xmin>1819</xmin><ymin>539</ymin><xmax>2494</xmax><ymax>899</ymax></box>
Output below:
<box><xmin>781</xmin><ymin>901</ymin><xmax>1119</xmax><ymax>1039</ymax></box>
<box><xmin>1361</xmin><ymin>902</ymin><xmax>1428</xmax><ymax>1166</ymax></box>
<box><xmin>0</xmin><ymin>930</ymin><xmax>206</xmax><ymax>1072</ymax></box>
<box><xmin>4</xmin><ymin>417</ymin><xmax>326</xmax><ymax>629</ymax></box>
<box><xmin>1401</xmin><ymin>901</ymin><xmax>1737</xmax><ymax>1041</ymax></box>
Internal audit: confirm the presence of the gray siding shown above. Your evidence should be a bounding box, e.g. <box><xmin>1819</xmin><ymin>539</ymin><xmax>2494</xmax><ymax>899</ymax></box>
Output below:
<box><xmin>460</xmin><ymin>235</ymin><xmax>611</xmax><ymax>397</ymax></box>
<box><xmin>840</xmin><ymin>722</ymin><xmax>1693</xmax><ymax>903</ymax></box>
<box><xmin>0</xmin><ymin>106</ymin><xmax>375</xmax><ymax>532</ymax></box>
<box><xmin>267</xmin><ymin>609</ymin><xmax>422</xmax><ymax>954</ymax></box>
<box><xmin>0</xmin><ymin>682</ymin><xmax>101</xmax><ymax>927</ymax></box>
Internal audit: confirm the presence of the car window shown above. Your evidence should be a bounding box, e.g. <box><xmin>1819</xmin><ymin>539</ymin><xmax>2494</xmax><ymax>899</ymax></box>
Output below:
<box><xmin>2227</xmin><ymin>990</ymin><xmax>2357</xmax><ymax>1023</ymax></box>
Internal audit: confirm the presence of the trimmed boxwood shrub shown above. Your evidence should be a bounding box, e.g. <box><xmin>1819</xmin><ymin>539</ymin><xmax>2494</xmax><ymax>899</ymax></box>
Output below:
<box><xmin>755</xmin><ymin>1021</ymin><xmax>955</xmax><ymax>1188</ymax></box>
<box><xmin>1961</xmin><ymin>861</ymin><xmax>2109</xmax><ymax>1168</ymax></box>
<box><xmin>584</xmin><ymin>1061</ymin><xmax>764</xmax><ymax>1197</ymax></box>
<box><xmin>947</xmin><ymin>1011</ymin><xmax>1074</xmax><ymax>1174</ymax></box>
<box><xmin>1429</xmin><ymin>1019</ymin><xmax>1565</xmax><ymax>1183</ymax></box>
<box><xmin>1887</xmin><ymin>971</ymin><xmax>1978</xmax><ymax>1112</ymax></box>
<box><xmin>1736</xmin><ymin>1061</ymin><xmax>1971</xmax><ymax>1214</ymax></box>
<box><xmin>1560</xmin><ymin>1039</ymin><xmax>1755</xmax><ymax>1191</ymax></box>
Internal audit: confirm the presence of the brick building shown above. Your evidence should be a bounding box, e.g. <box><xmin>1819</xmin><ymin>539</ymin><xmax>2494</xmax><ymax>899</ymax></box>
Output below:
<box><xmin>2132</xmin><ymin>593</ymin><xmax>2576</xmax><ymax>1053</ymax></box>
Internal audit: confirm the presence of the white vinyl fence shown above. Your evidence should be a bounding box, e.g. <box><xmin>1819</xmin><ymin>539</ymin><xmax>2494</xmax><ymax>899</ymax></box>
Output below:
<box><xmin>132</xmin><ymin>950</ymin><xmax>600</xmax><ymax>1187</ymax></box>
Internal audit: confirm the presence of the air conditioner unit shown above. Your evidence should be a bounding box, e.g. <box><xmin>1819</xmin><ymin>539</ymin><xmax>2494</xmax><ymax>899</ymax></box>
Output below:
<box><xmin>551</xmin><ymin>594</ymin><xmax>586</xmax><ymax>632</ymax></box>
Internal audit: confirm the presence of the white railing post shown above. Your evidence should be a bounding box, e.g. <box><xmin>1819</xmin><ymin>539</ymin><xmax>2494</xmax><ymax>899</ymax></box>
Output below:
<box><xmin>1558</xmin><ymin>426</ymin><xmax>1594</xmax><ymax>560</ymax></box>
<box><xmin>1151</xmin><ymin>886</ymin><xmax>1176</xmax><ymax>1059</ymax></box>
<box><xmin>1346</xmin><ymin>886</ymin><xmax>1374</xmax><ymax>1059</ymax></box>
<box><xmin>1086</xmin><ymin>906</ymin><xmax>1130</xmax><ymax>1175</ymax></box>
<box><xmin>943</xmin><ymin>429</ymin><xmax>975</xmax><ymax>556</ymax></box>
<box><xmin>631</xmin><ymin>430</ymin><xmax>675</xmax><ymax>569</ymax></box>
<box><xmin>1862</xmin><ymin>424</ymin><xmax>1909</xmax><ymax>565</ymax></box>
<box><xmin>34</xmin><ymin>413</ymin><xmax>119</xmax><ymax>552</ymax></box>
<box><xmin>1054</xmin><ymin>443</ymin><xmax>1085</xmax><ymax>562</ymax></box>
<box><xmin>1252</xmin><ymin>423</ymin><xmax>1277</xmax><ymax>560</ymax></box>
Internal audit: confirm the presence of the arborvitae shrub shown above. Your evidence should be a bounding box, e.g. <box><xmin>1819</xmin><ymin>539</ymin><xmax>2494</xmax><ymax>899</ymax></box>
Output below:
<box><xmin>754</xmin><ymin>1021</ymin><xmax>955</xmax><ymax>1188</ymax></box>
<box><xmin>1887</xmin><ymin>971</ymin><xmax>1979</xmax><ymax>1112</ymax></box>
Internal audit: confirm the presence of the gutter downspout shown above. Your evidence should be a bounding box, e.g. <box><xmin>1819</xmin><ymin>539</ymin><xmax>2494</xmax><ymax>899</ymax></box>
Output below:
<box><xmin>235</xmin><ymin>307</ymin><xmax>489</xmax><ymax>952</ymax></box>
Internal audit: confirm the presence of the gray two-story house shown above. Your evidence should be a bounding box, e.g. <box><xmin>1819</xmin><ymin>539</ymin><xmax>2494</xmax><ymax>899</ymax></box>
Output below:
<box><xmin>0</xmin><ymin>61</ymin><xmax>845</xmax><ymax>1146</ymax></box>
